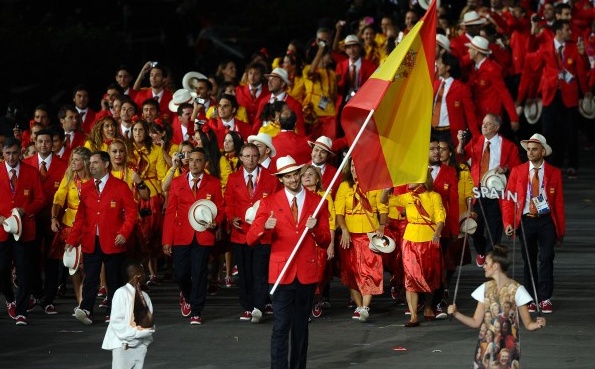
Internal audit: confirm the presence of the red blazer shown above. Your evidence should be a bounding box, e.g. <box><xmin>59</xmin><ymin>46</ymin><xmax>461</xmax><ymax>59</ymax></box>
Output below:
<box><xmin>434</xmin><ymin>79</ymin><xmax>480</xmax><ymax>142</ymax></box>
<box><xmin>66</xmin><ymin>175</ymin><xmax>137</xmax><ymax>254</ymax></box>
<box><xmin>236</xmin><ymin>84</ymin><xmax>270</xmax><ymax>125</ymax></box>
<box><xmin>80</xmin><ymin>109</ymin><xmax>97</xmax><ymax>134</ymax></box>
<box><xmin>306</xmin><ymin>161</ymin><xmax>339</xmax><ymax>199</ymax></box>
<box><xmin>254</xmin><ymin>94</ymin><xmax>306</xmax><ymax>136</ymax></box>
<box><xmin>0</xmin><ymin>162</ymin><xmax>46</xmax><ymax>242</ymax></box>
<box><xmin>224</xmin><ymin>167</ymin><xmax>279</xmax><ymax>244</ymax></box>
<box><xmin>59</xmin><ymin>131</ymin><xmax>87</xmax><ymax>160</ymax></box>
<box><xmin>450</xmin><ymin>33</ymin><xmax>472</xmax><ymax>61</ymax></box>
<box><xmin>519</xmin><ymin>39</ymin><xmax>588</xmax><ymax>107</ymax></box>
<box><xmin>502</xmin><ymin>161</ymin><xmax>565</xmax><ymax>238</ymax></box>
<box><xmin>133</xmin><ymin>88</ymin><xmax>174</xmax><ymax>117</ymax></box>
<box><xmin>432</xmin><ymin>164</ymin><xmax>460</xmax><ymax>238</ymax></box>
<box><xmin>335</xmin><ymin>58</ymin><xmax>377</xmax><ymax>105</ymax></box>
<box><xmin>162</xmin><ymin>172</ymin><xmax>224</xmax><ymax>247</ymax></box>
<box><xmin>468</xmin><ymin>58</ymin><xmax>519</xmax><ymax>122</ymax></box>
<box><xmin>23</xmin><ymin>154</ymin><xmax>68</xmax><ymax>207</ymax></box>
<box><xmin>462</xmin><ymin>134</ymin><xmax>522</xmax><ymax>186</ymax></box>
<box><xmin>171</xmin><ymin>118</ymin><xmax>194</xmax><ymax>145</ymax></box>
<box><xmin>272</xmin><ymin>132</ymin><xmax>312</xmax><ymax>167</ymax></box>
<box><xmin>246</xmin><ymin>189</ymin><xmax>330</xmax><ymax>284</ymax></box>
<box><xmin>207</xmin><ymin>117</ymin><xmax>253</xmax><ymax>149</ymax></box>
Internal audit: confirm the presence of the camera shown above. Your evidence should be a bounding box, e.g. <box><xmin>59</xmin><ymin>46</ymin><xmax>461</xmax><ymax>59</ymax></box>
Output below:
<box><xmin>150</xmin><ymin>61</ymin><xmax>158</xmax><ymax>68</ymax></box>
<box><xmin>531</xmin><ymin>15</ymin><xmax>544</xmax><ymax>23</ymax></box>
<box><xmin>194</xmin><ymin>97</ymin><xmax>206</xmax><ymax>105</ymax></box>
<box><xmin>461</xmin><ymin>129</ymin><xmax>471</xmax><ymax>141</ymax></box>
<box><xmin>175</xmin><ymin>152</ymin><xmax>185</xmax><ymax>160</ymax></box>
<box><xmin>139</xmin><ymin>208</ymin><xmax>152</xmax><ymax>218</ymax></box>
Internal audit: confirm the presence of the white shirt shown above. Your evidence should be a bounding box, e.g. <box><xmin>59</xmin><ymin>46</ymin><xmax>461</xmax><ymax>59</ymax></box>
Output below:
<box><xmin>102</xmin><ymin>283</ymin><xmax>154</xmax><ymax>350</ymax></box>
<box><xmin>55</xmin><ymin>145</ymin><xmax>66</xmax><ymax>158</ymax></box>
<box><xmin>188</xmin><ymin>173</ymin><xmax>203</xmax><ymax>190</ymax></box>
<box><xmin>180</xmin><ymin>124</ymin><xmax>190</xmax><ymax>141</ymax></box>
<box><xmin>77</xmin><ymin>108</ymin><xmax>88</xmax><ymax>120</ymax></box>
<box><xmin>243</xmin><ymin>167</ymin><xmax>259</xmax><ymax>186</ymax></box>
<box><xmin>430</xmin><ymin>165</ymin><xmax>441</xmax><ymax>180</ymax></box>
<box><xmin>152</xmin><ymin>90</ymin><xmax>164</xmax><ymax>102</ymax></box>
<box><xmin>522</xmin><ymin>161</ymin><xmax>545</xmax><ymax>214</ymax></box>
<box><xmin>475</xmin><ymin>57</ymin><xmax>487</xmax><ymax>71</ymax></box>
<box><xmin>484</xmin><ymin>135</ymin><xmax>502</xmax><ymax>170</ymax></box>
<box><xmin>5</xmin><ymin>162</ymin><xmax>20</xmax><ymax>177</ymax></box>
<box><xmin>96</xmin><ymin>173</ymin><xmax>109</xmax><ymax>193</ymax></box>
<box><xmin>284</xmin><ymin>186</ymin><xmax>306</xmax><ymax>221</ymax></box>
<box><xmin>436</xmin><ymin>77</ymin><xmax>454</xmax><ymax>127</ymax></box>
<box><xmin>222</xmin><ymin>117</ymin><xmax>236</xmax><ymax>132</ymax></box>
<box><xmin>269</xmin><ymin>92</ymin><xmax>287</xmax><ymax>104</ymax></box>
<box><xmin>250</xmin><ymin>84</ymin><xmax>263</xmax><ymax>98</ymax></box>
<box><xmin>37</xmin><ymin>153</ymin><xmax>53</xmax><ymax>170</ymax></box>
<box><xmin>312</xmin><ymin>162</ymin><xmax>326</xmax><ymax>175</ymax></box>
<box><xmin>121</xmin><ymin>126</ymin><xmax>131</xmax><ymax>138</ymax></box>
<box><xmin>261</xmin><ymin>157</ymin><xmax>272</xmax><ymax>169</ymax></box>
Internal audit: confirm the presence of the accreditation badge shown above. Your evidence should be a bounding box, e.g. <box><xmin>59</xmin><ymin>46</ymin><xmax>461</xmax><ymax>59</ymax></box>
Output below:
<box><xmin>110</xmin><ymin>200</ymin><xmax>117</xmax><ymax>208</ymax></box>
<box><xmin>532</xmin><ymin>194</ymin><xmax>550</xmax><ymax>214</ymax></box>
<box><xmin>23</xmin><ymin>189</ymin><xmax>30</xmax><ymax>197</ymax></box>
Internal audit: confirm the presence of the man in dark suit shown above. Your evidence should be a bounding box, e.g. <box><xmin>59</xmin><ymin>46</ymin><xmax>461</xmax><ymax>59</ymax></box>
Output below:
<box><xmin>162</xmin><ymin>147</ymin><xmax>224</xmax><ymax>325</ymax></box>
<box><xmin>503</xmin><ymin>134</ymin><xmax>564</xmax><ymax>314</ymax></box>
<box><xmin>0</xmin><ymin>137</ymin><xmax>46</xmax><ymax>325</ymax></box>
<box><xmin>224</xmin><ymin>143</ymin><xmax>279</xmax><ymax>323</ymax></box>
<box><xmin>456</xmin><ymin>113</ymin><xmax>521</xmax><ymax>267</ymax></box>
<box><xmin>247</xmin><ymin>155</ymin><xmax>330</xmax><ymax>369</ymax></box>
<box><xmin>23</xmin><ymin>129</ymin><xmax>68</xmax><ymax>314</ymax></box>
<box><xmin>66</xmin><ymin>151</ymin><xmax>137</xmax><ymax>325</ymax></box>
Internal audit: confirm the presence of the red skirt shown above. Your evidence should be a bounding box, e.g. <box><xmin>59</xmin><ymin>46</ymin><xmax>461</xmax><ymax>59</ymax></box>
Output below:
<box><xmin>402</xmin><ymin>239</ymin><xmax>444</xmax><ymax>293</ymax></box>
<box><xmin>314</xmin><ymin>244</ymin><xmax>333</xmax><ymax>294</ymax></box>
<box><xmin>340</xmin><ymin>233</ymin><xmax>383</xmax><ymax>295</ymax></box>
<box><xmin>382</xmin><ymin>219</ymin><xmax>407</xmax><ymax>282</ymax></box>
<box><xmin>50</xmin><ymin>226</ymin><xmax>73</xmax><ymax>260</ymax></box>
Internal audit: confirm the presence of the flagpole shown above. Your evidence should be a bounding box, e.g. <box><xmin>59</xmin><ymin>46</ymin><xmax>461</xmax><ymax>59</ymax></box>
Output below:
<box><xmin>270</xmin><ymin>109</ymin><xmax>376</xmax><ymax>295</ymax></box>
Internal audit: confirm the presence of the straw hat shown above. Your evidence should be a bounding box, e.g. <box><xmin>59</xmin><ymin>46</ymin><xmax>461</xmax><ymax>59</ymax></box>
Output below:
<box><xmin>344</xmin><ymin>34</ymin><xmax>361</xmax><ymax>47</ymax></box>
<box><xmin>274</xmin><ymin>156</ymin><xmax>304</xmax><ymax>175</ymax></box>
<box><xmin>168</xmin><ymin>89</ymin><xmax>195</xmax><ymax>113</ymax></box>
<box><xmin>579</xmin><ymin>95</ymin><xmax>595</xmax><ymax>119</ymax></box>
<box><xmin>461</xmin><ymin>11</ymin><xmax>487</xmax><ymax>26</ymax></box>
<box><xmin>182</xmin><ymin>71</ymin><xmax>208</xmax><ymax>91</ymax></box>
<box><xmin>2</xmin><ymin>208</ymin><xmax>22</xmax><ymax>241</ymax></box>
<box><xmin>265</xmin><ymin>67</ymin><xmax>291</xmax><ymax>86</ymax></box>
<box><xmin>367</xmin><ymin>233</ymin><xmax>396</xmax><ymax>254</ymax></box>
<box><xmin>520</xmin><ymin>133</ymin><xmax>553</xmax><ymax>157</ymax></box>
<box><xmin>307</xmin><ymin>136</ymin><xmax>335</xmax><ymax>156</ymax></box>
<box><xmin>248</xmin><ymin>132</ymin><xmax>276</xmax><ymax>158</ymax></box>
<box><xmin>63</xmin><ymin>246</ymin><xmax>82</xmax><ymax>275</ymax></box>
<box><xmin>436</xmin><ymin>34</ymin><xmax>451</xmax><ymax>52</ymax></box>
<box><xmin>465</xmin><ymin>36</ymin><xmax>492</xmax><ymax>55</ymax></box>
<box><xmin>458</xmin><ymin>212</ymin><xmax>477</xmax><ymax>235</ymax></box>
<box><xmin>188</xmin><ymin>199</ymin><xmax>218</xmax><ymax>232</ymax></box>
<box><xmin>481</xmin><ymin>169</ymin><xmax>507</xmax><ymax>198</ymax></box>
<box><xmin>244</xmin><ymin>200</ymin><xmax>261</xmax><ymax>225</ymax></box>
<box><xmin>523</xmin><ymin>98</ymin><xmax>542</xmax><ymax>124</ymax></box>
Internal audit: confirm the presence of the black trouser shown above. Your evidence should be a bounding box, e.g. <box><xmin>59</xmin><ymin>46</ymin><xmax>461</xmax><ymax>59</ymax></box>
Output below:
<box><xmin>172</xmin><ymin>237</ymin><xmax>210</xmax><ymax>317</ymax></box>
<box><xmin>0</xmin><ymin>238</ymin><xmax>32</xmax><ymax>316</ymax></box>
<box><xmin>234</xmin><ymin>242</ymin><xmax>271</xmax><ymax>312</ymax></box>
<box><xmin>542</xmin><ymin>91</ymin><xmax>578</xmax><ymax>169</ymax></box>
<box><xmin>472</xmin><ymin>197</ymin><xmax>503</xmax><ymax>255</ymax></box>
<box><xmin>30</xmin><ymin>212</ymin><xmax>61</xmax><ymax>307</ymax></box>
<box><xmin>271</xmin><ymin>279</ymin><xmax>316</xmax><ymax>369</ymax></box>
<box><xmin>518</xmin><ymin>214</ymin><xmax>556</xmax><ymax>302</ymax></box>
<box><xmin>80</xmin><ymin>237</ymin><xmax>125</xmax><ymax>315</ymax></box>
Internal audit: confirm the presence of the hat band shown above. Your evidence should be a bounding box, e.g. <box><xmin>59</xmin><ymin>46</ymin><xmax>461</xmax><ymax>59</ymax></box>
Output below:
<box><xmin>314</xmin><ymin>142</ymin><xmax>333</xmax><ymax>152</ymax></box>
<box><xmin>472</xmin><ymin>44</ymin><xmax>490</xmax><ymax>53</ymax></box>
<box><xmin>276</xmin><ymin>163</ymin><xmax>300</xmax><ymax>173</ymax></box>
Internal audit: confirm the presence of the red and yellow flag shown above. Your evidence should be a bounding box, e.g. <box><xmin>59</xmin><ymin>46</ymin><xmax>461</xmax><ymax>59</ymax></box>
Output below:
<box><xmin>341</xmin><ymin>0</ymin><xmax>436</xmax><ymax>192</ymax></box>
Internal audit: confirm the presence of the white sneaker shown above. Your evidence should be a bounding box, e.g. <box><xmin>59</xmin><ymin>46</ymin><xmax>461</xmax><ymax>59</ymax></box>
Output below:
<box><xmin>74</xmin><ymin>308</ymin><xmax>93</xmax><ymax>325</ymax></box>
<box><xmin>251</xmin><ymin>308</ymin><xmax>263</xmax><ymax>324</ymax></box>
<box><xmin>359</xmin><ymin>307</ymin><xmax>369</xmax><ymax>322</ymax></box>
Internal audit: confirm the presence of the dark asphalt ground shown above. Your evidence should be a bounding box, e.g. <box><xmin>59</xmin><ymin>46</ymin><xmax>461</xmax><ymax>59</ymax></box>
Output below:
<box><xmin>1</xmin><ymin>143</ymin><xmax>594</xmax><ymax>369</ymax></box>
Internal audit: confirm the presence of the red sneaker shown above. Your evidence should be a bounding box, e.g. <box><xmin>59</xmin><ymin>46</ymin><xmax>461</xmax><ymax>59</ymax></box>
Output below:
<box><xmin>239</xmin><ymin>311</ymin><xmax>252</xmax><ymax>321</ymax></box>
<box><xmin>352</xmin><ymin>308</ymin><xmax>361</xmax><ymax>320</ymax></box>
<box><xmin>264</xmin><ymin>304</ymin><xmax>274</xmax><ymax>315</ymax></box>
<box><xmin>15</xmin><ymin>315</ymin><xmax>27</xmax><ymax>326</ymax></box>
<box><xmin>476</xmin><ymin>254</ymin><xmax>486</xmax><ymax>267</ymax></box>
<box><xmin>312</xmin><ymin>304</ymin><xmax>322</xmax><ymax>318</ymax></box>
<box><xmin>7</xmin><ymin>302</ymin><xmax>17</xmax><ymax>320</ymax></box>
<box><xmin>105</xmin><ymin>315</ymin><xmax>110</xmax><ymax>323</ymax></box>
<box><xmin>27</xmin><ymin>296</ymin><xmax>38</xmax><ymax>312</ymax></box>
<box><xmin>97</xmin><ymin>286</ymin><xmax>107</xmax><ymax>298</ymax></box>
<box><xmin>190</xmin><ymin>316</ymin><xmax>202</xmax><ymax>325</ymax></box>
<box><xmin>99</xmin><ymin>298</ymin><xmax>109</xmax><ymax>308</ymax></box>
<box><xmin>44</xmin><ymin>304</ymin><xmax>58</xmax><ymax>315</ymax></box>
<box><xmin>539</xmin><ymin>299</ymin><xmax>553</xmax><ymax>314</ymax></box>
<box><xmin>224</xmin><ymin>277</ymin><xmax>235</xmax><ymax>288</ymax></box>
<box><xmin>181</xmin><ymin>300</ymin><xmax>192</xmax><ymax>317</ymax></box>
<box><xmin>231</xmin><ymin>265</ymin><xmax>239</xmax><ymax>276</ymax></box>
<box><xmin>527</xmin><ymin>302</ymin><xmax>537</xmax><ymax>313</ymax></box>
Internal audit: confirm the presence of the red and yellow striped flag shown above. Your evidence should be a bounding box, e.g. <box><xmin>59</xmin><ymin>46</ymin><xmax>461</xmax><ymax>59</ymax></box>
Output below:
<box><xmin>341</xmin><ymin>0</ymin><xmax>436</xmax><ymax>192</ymax></box>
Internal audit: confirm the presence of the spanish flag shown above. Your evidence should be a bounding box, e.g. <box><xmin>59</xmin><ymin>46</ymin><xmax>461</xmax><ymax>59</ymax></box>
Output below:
<box><xmin>341</xmin><ymin>0</ymin><xmax>436</xmax><ymax>192</ymax></box>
